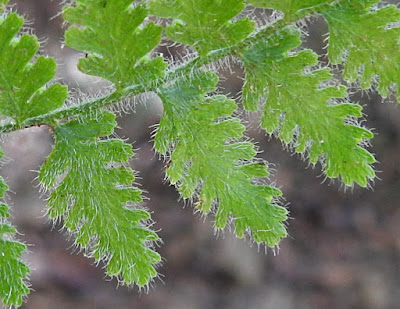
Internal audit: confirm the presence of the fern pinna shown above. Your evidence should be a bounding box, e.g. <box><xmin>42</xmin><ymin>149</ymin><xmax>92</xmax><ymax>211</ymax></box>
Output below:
<box><xmin>0</xmin><ymin>0</ymin><xmax>399</xmax><ymax>306</ymax></box>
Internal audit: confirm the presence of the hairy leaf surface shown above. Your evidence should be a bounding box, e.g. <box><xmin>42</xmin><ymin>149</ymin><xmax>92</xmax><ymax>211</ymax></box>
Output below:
<box><xmin>323</xmin><ymin>0</ymin><xmax>400</xmax><ymax>99</ymax></box>
<box><xmin>39</xmin><ymin>111</ymin><xmax>160</xmax><ymax>287</ymax></box>
<box><xmin>64</xmin><ymin>1</ymin><xmax>166</xmax><ymax>88</ymax></box>
<box><xmin>0</xmin><ymin>12</ymin><xmax>67</xmax><ymax>124</ymax></box>
<box><xmin>149</xmin><ymin>0</ymin><xmax>255</xmax><ymax>55</ymax></box>
<box><xmin>0</xmin><ymin>151</ymin><xmax>30</xmax><ymax>307</ymax></box>
<box><xmin>154</xmin><ymin>72</ymin><xmax>287</xmax><ymax>247</ymax></box>
<box><xmin>243</xmin><ymin>27</ymin><xmax>375</xmax><ymax>186</ymax></box>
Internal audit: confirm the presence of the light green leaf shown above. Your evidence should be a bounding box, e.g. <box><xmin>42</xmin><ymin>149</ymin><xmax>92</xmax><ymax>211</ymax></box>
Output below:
<box><xmin>39</xmin><ymin>111</ymin><xmax>160</xmax><ymax>287</ymax></box>
<box><xmin>323</xmin><ymin>0</ymin><xmax>400</xmax><ymax>99</ymax></box>
<box><xmin>64</xmin><ymin>1</ymin><xmax>166</xmax><ymax>88</ymax></box>
<box><xmin>243</xmin><ymin>27</ymin><xmax>375</xmax><ymax>187</ymax></box>
<box><xmin>155</xmin><ymin>72</ymin><xmax>287</xmax><ymax>247</ymax></box>
<box><xmin>247</xmin><ymin>0</ymin><xmax>335</xmax><ymax>19</ymax></box>
<box><xmin>0</xmin><ymin>13</ymin><xmax>68</xmax><ymax>124</ymax></box>
<box><xmin>149</xmin><ymin>0</ymin><xmax>255</xmax><ymax>56</ymax></box>
<box><xmin>0</xmin><ymin>150</ymin><xmax>30</xmax><ymax>307</ymax></box>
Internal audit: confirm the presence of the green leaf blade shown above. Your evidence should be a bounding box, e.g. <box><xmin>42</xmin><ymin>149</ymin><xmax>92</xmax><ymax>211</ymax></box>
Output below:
<box><xmin>39</xmin><ymin>111</ymin><xmax>161</xmax><ymax>287</ymax></box>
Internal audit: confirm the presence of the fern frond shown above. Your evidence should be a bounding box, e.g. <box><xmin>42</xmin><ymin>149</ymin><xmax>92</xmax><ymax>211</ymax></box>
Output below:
<box><xmin>148</xmin><ymin>0</ymin><xmax>255</xmax><ymax>56</ymax></box>
<box><xmin>0</xmin><ymin>151</ymin><xmax>30</xmax><ymax>307</ymax></box>
<box><xmin>154</xmin><ymin>72</ymin><xmax>287</xmax><ymax>247</ymax></box>
<box><xmin>63</xmin><ymin>1</ymin><xmax>166</xmax><ymax>88</ymax></box>
<box><xmin>0</xmin><ymin>11</ymin><xmax>68</xmax><ymax>125</ymax></box>
<box><xmin>242</xmin><ymin>27</ymin><xmax>375</xmax><ymax>187</ymax></box>
<box><xmin>38</xmin><ymin>111</ymin><xmax>160</xmax><ymax>287</ymax></box>
<box><xmin>323</xmin><ymin>0</ymin><xmax>400</xmax><ymax>99</ymax></box>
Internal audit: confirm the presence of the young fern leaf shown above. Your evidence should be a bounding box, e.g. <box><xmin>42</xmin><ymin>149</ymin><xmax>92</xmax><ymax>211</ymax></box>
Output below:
<box><xmin>38</xmin><ymin>111</ymin><xmax>160</xmax><ymax>287</ymax></box>
<box><xmin>322</xmin><ymin>0</ymin><xmax>400</xmax><ymax>99</ymax></box>
<box><xmin>0</xmin><ymin>11</ymin><xmax>68</xmax><ymax>125</ymax></box>
<box><xmin>63</xmin><ymin>1</ymin><xmax>166</xmax><ymax>88</ymax></box>
<box><xmin>247</xmin><ymin>0</ymin><xmax>335</xmax><ymax>19</ymax></box>
<box><xmin>154</xmin><ymin>72</ymin><xmax>288</xmax><ymax>247</ymax></box>
<box><xmin>242</xmin><ymin>27</ymin><xmax>375</xmax><ymax>187</ymax></box>
<box><xmin>0</xmin><ymin>151</ymin><xmax>30</xmax><ymax>307</ymax></box>
<box><xmin>148</xmin><ymin>0</ymin><xmax>255</xmax><ymax>56</ymax></box>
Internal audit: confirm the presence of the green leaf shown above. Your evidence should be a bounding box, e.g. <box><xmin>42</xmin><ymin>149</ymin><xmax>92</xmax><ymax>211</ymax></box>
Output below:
<box><xmin>149</xmin><ymin>0</ymin><xmax>255</xmax><ymax>56</ymax></box>
<box><xmin>39</xmin><ymin>111</ymin><xmax>161</xmax><ymax>287</ymax></box>
<box><xmin>0</xmin><ymin>150</ymin><xmax>30</xmax><ymax>307</ymax></box>
<box><xmin>247</xmin><ymin>0</ymin><xmax>334</xmax><ymax>19</ymax></box>
<box><xmin>323</xmin><ymin>0</ymin><xmax>400</xmax><ymax>99</ymax></box>
<box><xmin>155</xmin><ymin>72</ymin><xmax>287</xmax><ymax>247</ymax></box>
<box><xmin>64</xmin><ymin>1</ymin><xmax>166</xmax><ymax>88</ymax></box>
<box><xmin>0</xmin><ymin>13</ymin><xmax>68</xmax><ymax>124</ymax></box>
<box><xmin>242</xmin><ymin>27</ymin><xmax>375</xmax><ymax>187</ymax></box>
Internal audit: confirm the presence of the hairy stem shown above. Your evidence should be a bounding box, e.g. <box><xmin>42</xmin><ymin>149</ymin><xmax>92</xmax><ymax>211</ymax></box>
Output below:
<box><xmin>0</xmin><ymin>3</ymin><xmax>334</xmax><ymax>134</ymax></box>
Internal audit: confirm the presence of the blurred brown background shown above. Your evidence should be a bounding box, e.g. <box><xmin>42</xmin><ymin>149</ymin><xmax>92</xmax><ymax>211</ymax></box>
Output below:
<box><xmin>1</xmin><ymin>1</ymin><xmax>400</xmax><ymax>308</ymax></box>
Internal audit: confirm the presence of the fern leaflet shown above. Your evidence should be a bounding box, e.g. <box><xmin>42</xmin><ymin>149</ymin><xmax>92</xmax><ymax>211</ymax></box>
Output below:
<box><xmin>323</xmin><ymin>0</ymin><xmax>400</xmax><ymax>99</ymax></box>
<box><xmin>154</xmin><ymin>72</ymin><xmax>287</xmax><ymax>247</ymax></box>
<box><xmin>0</xmin><ymin>10</ymin><xmax>67</xmax><ymax>125</ymax></box>
<box><xmin>63</xmin><ymin>1</ymin><xmax>166</xmax><ymax>88</ymax></box>
<box><xmin>242</xmin><ymin>27</ymin><xmax>375</xmax><ymax>186</ymax></box>
<box><xmin>38</xmin><ymin>111</ymin><xmax>160</xmax><ymax>287</ymax></box>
